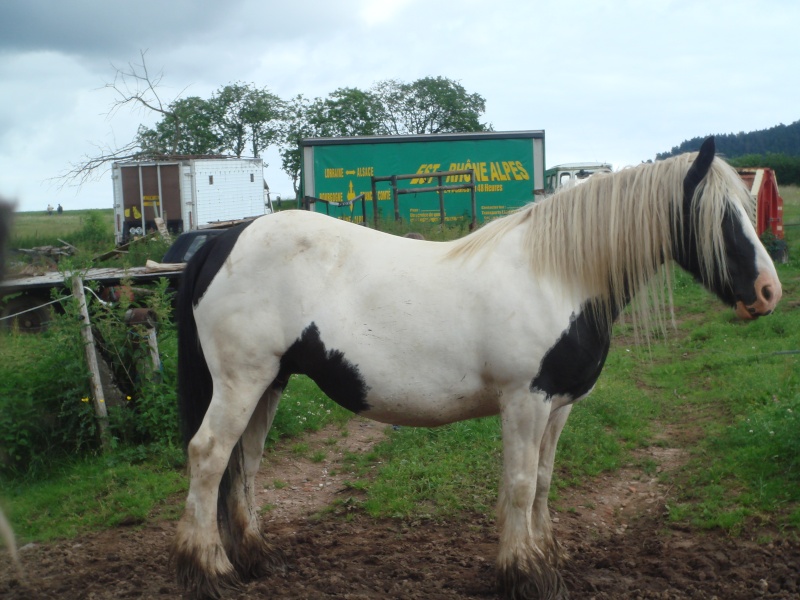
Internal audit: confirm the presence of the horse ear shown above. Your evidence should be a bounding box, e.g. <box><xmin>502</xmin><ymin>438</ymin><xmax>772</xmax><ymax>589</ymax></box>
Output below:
<box><xmin>683</xmin><ymin>136</ymin><xmax>716</xmax><ymax>199</ymax></box>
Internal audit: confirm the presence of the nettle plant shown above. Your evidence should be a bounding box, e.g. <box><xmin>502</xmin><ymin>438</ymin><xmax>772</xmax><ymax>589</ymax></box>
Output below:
<box><xmin>86</xmin><ymin>277</ymin><xmax>180</xmax><ymax>449</ymax></box>
<box><xmin>0</xmin><ymin>278</ymin><xmax>180</xmax><ymax>477</ymax></box>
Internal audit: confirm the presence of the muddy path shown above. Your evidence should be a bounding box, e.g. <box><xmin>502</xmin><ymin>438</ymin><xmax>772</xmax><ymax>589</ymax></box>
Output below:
<box><xmin>1</xmin><ymin>417</ymin><xmax>798</xmax><ymax>599</ymax></box>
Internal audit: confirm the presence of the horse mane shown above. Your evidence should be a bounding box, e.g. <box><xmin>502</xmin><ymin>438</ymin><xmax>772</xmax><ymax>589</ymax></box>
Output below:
<box><xmin>447</xmin><ymin>152</ymin><xmax>753</xmax><ymax>336</ymax></box>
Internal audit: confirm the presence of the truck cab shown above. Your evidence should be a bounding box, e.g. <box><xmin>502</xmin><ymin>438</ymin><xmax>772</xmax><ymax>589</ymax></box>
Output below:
<box><xmin>545</xmin><ymin>162</ymin><xmax>613</xmax><ymax>194</ymax></box>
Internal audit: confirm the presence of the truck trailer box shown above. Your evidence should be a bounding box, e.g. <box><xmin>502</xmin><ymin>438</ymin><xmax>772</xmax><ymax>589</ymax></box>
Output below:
<box><xmin>300</xmin><ymin>131</ymin><xmax>545</xmax><ymax>225</ymax></box>
<box><xmin>112</xmin><ymin>158</ymin><xmax>270</xmax><ymax>244</ymax></box>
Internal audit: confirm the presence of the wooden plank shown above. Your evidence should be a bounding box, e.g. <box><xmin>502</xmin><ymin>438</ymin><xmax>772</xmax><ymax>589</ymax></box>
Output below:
<box><xmin>154</xmin><ymin>217</ymin><xmax>170</xmax><ymax>241</ymax></box>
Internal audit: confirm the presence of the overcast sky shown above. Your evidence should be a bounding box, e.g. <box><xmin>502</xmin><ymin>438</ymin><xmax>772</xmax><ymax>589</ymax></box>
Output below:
<box><xmin>1</xmin><ymin>0</ymin><xmax>798</xmax><ymax>213</ymax></box>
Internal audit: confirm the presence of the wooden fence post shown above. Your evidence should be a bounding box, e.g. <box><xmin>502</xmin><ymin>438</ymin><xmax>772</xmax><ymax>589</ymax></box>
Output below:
<box><xmin>124</xmin><ymin>308</ymin><xmax>162</xmax><ymax>383</ymax></box>
<box><xmin>71</xmin><ymin>276</ymin><xmax>111</xmax><ymax>451</ymax></box>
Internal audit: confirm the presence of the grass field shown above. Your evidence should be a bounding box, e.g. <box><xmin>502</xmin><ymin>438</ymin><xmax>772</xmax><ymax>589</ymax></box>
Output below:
<box><xmin>9</xmin><ymin>209</ymin><xmax>114</xmax><ymax>248</ymax></box>
<box><xmin>2</xmin><ymin>187</ymin><xmax>798</xmax><ymax>542</ymax></box>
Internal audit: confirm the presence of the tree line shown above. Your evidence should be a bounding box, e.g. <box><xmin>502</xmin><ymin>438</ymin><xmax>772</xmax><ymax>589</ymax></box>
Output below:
<box><xmin>65</xmin><ymin>53</ymin><xmax>491</xmax><ymax>197</ymax></box>
<box><xmin>656</xmin><ymin>120</ymin><xmax>800</xmax><ymax>186</ymax></box>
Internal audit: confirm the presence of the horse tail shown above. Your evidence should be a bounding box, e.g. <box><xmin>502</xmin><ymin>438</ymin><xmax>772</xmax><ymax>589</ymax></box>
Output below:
<box><xmin>177</xmin><ymin>223</ymin><xmax>253</xmax><ymax>450</ymax></box>
<box><xmin>177</xmin><ymin>238</ymin><xmax>216</xmax><ymax>451</ymax></box>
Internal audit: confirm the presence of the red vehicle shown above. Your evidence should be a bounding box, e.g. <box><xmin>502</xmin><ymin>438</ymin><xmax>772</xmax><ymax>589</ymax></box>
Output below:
<box><xmin>737</xmin><ymin>167</ymin><xmax>786</xmax><ymax>261</ymax></box>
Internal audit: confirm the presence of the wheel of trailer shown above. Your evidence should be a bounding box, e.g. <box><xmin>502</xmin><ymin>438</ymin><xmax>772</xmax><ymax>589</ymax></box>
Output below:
<box><xmin>1</xmin><ymin>295</ymin><xmax>53</xmax><ymax>333</ymax></box>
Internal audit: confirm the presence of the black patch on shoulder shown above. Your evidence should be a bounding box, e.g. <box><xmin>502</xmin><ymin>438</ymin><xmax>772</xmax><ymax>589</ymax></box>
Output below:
<box><xmin>277</xmin><ymin>323</ymin><xmax>371</xmax><ymax>414</ymax></box>
<box><xmin>187</xmin><ymin>221</ymin><xmax>253</xmax><ymax>306</ymax></box>
<box><xmin>530</xmin><ymin>304</ymin><xmax>611</xmax><ymax>402</ymax></box>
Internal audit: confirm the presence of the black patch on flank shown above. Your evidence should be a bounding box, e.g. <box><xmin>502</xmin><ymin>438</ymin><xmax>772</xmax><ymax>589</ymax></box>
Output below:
<box><xmin>530</xmin><ymin>304</ymin><xmax>612</xmax><ymax>402</ymax></box>
<box><xmin>187</xmin><ymin>220</ymin><xmax>254</xmax><ymax>307</ymax></box>
<box><xmin>277</xmin><ymin>323</ymin><xmax>371</xmax><ymax>414</ymax></box>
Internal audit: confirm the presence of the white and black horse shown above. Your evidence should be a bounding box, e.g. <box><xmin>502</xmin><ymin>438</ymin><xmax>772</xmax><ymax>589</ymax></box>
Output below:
<box><xmin>173</xmin><ymin>138</ymin><xmax>781</xmax><ymax>599</ymax></box>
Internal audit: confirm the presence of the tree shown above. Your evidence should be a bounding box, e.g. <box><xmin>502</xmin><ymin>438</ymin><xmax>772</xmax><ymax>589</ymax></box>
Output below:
<box><xmin>211</xmin><ymin>83</ymin><xmax>284</xmax><ymax>158</ymax></box>
<box><xmin>276</xmin><ymin>79</ymin><xmax>491</xmax><ymax>195</ymax></box>
<box><xmin>278</xmin><ymin>89</ymin><xmax>383</xmax><ymax>195</ymax></box>
<box><xmin>62</xmin><ymin>50</ymin><xmax>193</xmax><ymax>185</ymax></box>
<box><xmin>136</xmin><ymin>96</ymin><xmax>220</xmax><ymax>156</ymax></box>
<box><xmin>212</xmin><ymin>83</ymin><xmax>250</xmax><ymax>157</ymax></box>
<box><xmin>137</xmin><ymin>82</ymin><xmax>284</xmax><ymax>159</ymax></box>
<box><xmin>278</xmin><ymin>95</ymin><xmax>317</xmax><ymax>197</ymax></box>
<box><xmin>656</xmin><ymin>120</ymin><xmax>800</xmax><ymax>160</ymax></box>
<box><xmin>307</xmin><ymin>87</ymin><xmax>382</xmax><ymax>137</ymax></box>
<box><xmin>62</xmin><ymin>55</ymin><xmax>287</xmax><ymax>188</ymax></box>
<box><xmin>244</xmin><ymin>86</ymin><xmax>285</xmax><ymax>159</ymax></box>
<box><xmin>372</xmin><ymin>76</ymin><xmax>490</xmax><ymax>135</ymax></box>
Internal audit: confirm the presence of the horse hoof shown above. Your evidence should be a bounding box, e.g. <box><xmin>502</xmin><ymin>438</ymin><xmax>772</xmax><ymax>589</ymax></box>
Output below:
<box><xmin>230</xmin><ymin>531</ymin><xmax>288</xmax><ymax>580</ymax></box>
<box><xmin>172</xmin><ymin>542</ymin><xmax>242</xmax><ymax>600</ymax></box>
<box><xmin>497</xmin><ymin>556</ymin><xmax>570</xmax><ymax>600</ymax></box>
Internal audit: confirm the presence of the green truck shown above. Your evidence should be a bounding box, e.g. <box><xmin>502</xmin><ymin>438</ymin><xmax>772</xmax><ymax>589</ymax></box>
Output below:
<box><xmin>300</xmin><ymin>131</ymin><xmax>545</xmax><ymax>226</ymax></box>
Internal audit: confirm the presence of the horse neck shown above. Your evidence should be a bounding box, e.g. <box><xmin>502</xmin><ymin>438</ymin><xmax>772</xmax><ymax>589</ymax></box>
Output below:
<box><xmin>525</xmin><ymin>169</ymin><xmax>679</xmax><ymax>334</ymax></box>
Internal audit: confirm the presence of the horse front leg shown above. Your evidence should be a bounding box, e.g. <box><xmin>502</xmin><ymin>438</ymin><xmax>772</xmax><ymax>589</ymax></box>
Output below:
<box><xmin>496</xmin><ymin>389</ymin><xmax>569</xmax><ymax>600</ymax></box>
<box><xmin>532</xmin><ymin>404</ymin><xmax>573</xmax><ymax>568</ymax></box>
<box><xmin>224</xmin><ymin>384</ymin><xmax>287</xmax><ymax>580</ymax></box>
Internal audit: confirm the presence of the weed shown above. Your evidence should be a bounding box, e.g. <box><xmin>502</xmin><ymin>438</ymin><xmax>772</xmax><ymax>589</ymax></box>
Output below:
<box><xmin>259</xmin><ymin>503</ymin><xmax>277</xmax><ymax>515</ymax></box>
<box><xmin>291</xmin><ymin>443</ymin><xmax>310</xmax><ymax>456</ymax></box>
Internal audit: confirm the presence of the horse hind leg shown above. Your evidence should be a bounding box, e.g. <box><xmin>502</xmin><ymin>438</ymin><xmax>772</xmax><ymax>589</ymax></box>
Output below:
<box><xmin>173</xmin><ymin>417</ymin><xmax>242</xmax><ymax>599</ymax></box>
<box><xmin>224</xmin><ymin>383</ymin><xmax>287</xmax><ymax>580</ymax></box>
<box><xmin>173</xmin><ymin>377</ymin><xmax>276</xmax><ymax>598</ymax></box>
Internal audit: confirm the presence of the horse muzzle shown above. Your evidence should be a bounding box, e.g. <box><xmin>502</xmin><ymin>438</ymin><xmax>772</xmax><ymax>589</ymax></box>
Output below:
<box><xmin>734</xmin><ymin>272</ymin><xmax>782</xmax><ymax>320</ymax></box>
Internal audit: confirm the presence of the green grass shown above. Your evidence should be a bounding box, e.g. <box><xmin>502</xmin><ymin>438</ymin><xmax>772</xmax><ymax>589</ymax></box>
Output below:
<box><xmin>648</xmin><ymin>185</ymin><xmax>800</xmax><ymax>532</ymax></box>
<box><xmin>3</xmin><ymin>448</ymin><xmax>186</xmax><ymax>542</ymax></box>
<box><xmin>269</xmin><ymin>376</ymin><xmax>352</xmax><ymax>445</ymax></box>
<box><xmin>9</xmin><ymin>209</ymin><xmax>114</xmax><ymax>248</ymax></box>
<box><xmin>6</xmin><ymin>208</ymin><xmax>177</xmax><ymax>270</ymax></box>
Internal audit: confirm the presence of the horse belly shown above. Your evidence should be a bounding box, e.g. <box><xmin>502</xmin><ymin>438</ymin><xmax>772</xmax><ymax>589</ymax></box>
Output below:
<box><xmin>358</xmin><ymin>379</ymin><xmax>503</xmax><ymax>427</ymax></box>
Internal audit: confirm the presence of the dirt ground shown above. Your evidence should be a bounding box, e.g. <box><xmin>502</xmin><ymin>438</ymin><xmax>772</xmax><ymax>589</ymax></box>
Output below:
<box><xmin>1</xmin><ymin>417</ymin><xmax>798</xmax><ymax>600</ymax></box>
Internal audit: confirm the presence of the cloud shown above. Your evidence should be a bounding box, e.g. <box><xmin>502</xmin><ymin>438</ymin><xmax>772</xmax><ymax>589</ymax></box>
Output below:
<box><xmin>0</xmin><ymin>1</ymin><xmax>228</xmax><ymax>57</ymax></box>
<box><xmin>0</xmin><ymin>0</ymin><xmax>798</xmax><ymax>211</ymax></box>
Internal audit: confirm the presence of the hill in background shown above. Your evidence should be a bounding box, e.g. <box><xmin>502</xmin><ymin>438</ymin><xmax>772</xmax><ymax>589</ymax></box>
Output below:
<box><xmin>656</xmin><ymin>120</ymin><xmax>800</xmax><ymax>160</ymax></box>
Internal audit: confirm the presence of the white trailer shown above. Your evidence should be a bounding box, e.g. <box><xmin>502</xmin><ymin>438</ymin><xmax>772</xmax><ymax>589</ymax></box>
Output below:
<box><xmin>112</xmin><ymin>158</ymin><xmax>273</xmax><ymax>244</ymax></box>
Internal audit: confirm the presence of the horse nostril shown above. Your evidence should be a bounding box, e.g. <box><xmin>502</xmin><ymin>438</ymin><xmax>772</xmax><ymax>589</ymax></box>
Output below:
<box><xmin>762</xmin><ymin>285</ymin><xmax>773</xmax><ymax>302</ymax></box>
